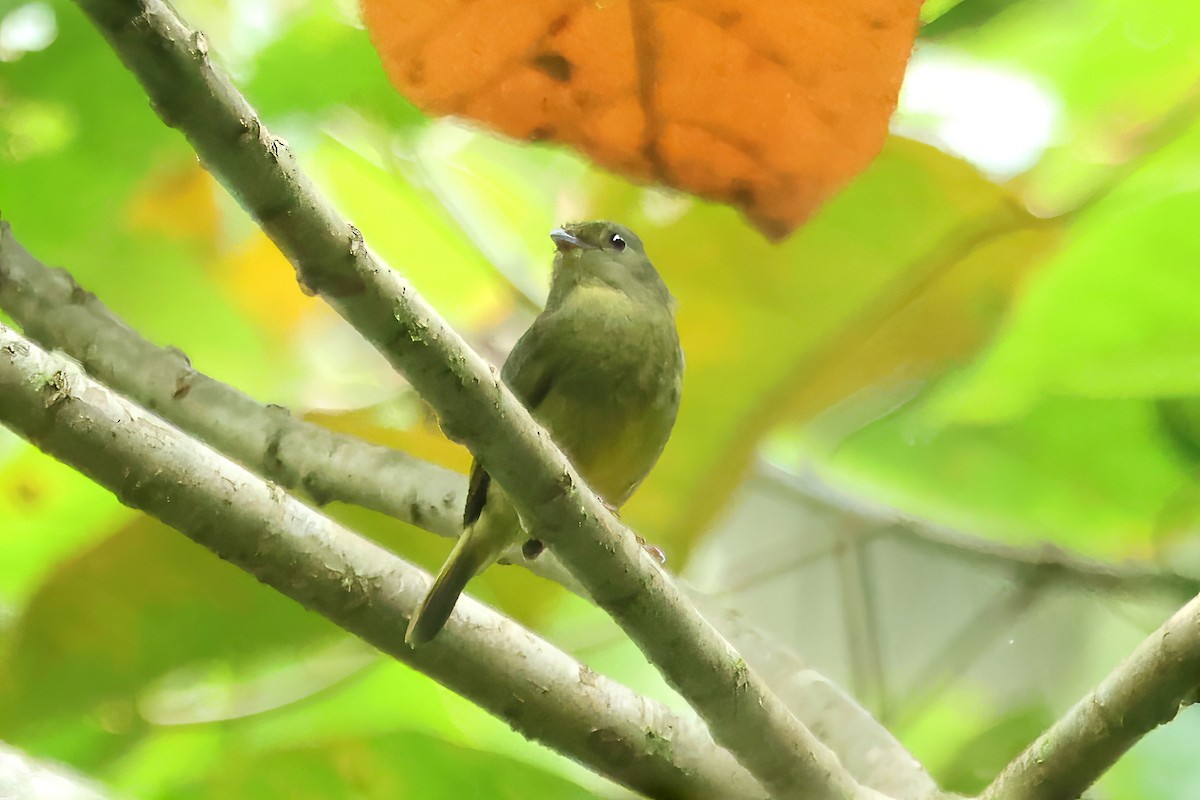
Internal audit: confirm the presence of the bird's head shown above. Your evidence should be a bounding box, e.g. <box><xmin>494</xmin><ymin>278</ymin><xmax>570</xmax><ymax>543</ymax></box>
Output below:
<box><xmin>547</xmin><ymin>220</ymin><xmax>672</xmax><ymax>310</ymax></box>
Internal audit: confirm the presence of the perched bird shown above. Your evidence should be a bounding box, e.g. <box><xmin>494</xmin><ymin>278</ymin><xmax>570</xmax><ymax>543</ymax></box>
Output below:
<box><xmin>405</xmin><ymin>220</ymin><xmax>684</xmax><ymax>647</ymax></box>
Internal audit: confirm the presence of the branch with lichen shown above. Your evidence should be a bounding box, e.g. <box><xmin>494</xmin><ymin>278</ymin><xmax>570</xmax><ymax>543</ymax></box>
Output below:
<box><xmin>70</xmin><ymin>0</ymin><xmax>870</xmax><ymax>796</ymax></box>
<box><xmin>0</xmin><ymin>219</ymin><xmax>553</xmax><ymax>572</ymax></box>
<box><xmin>0</xmin><ymin>222</ymin><xmax>462</xmax><ymax>531</ymax></box>
<box><xmin>0</xmin><ymin>321</ymin><xmax>764</xmax><ymax>800</ymax></box>
<box><xmin>0</xmin><ymin>218</ymin><xmax>945</xmax><ymax>800</ymax></box>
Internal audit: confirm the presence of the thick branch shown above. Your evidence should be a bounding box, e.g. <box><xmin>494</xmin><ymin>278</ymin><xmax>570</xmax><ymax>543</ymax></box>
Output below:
<box><xmin>1</xmin><ymin>221</ymin><xmax>945</xmax><ymax>799</ymax></box>
<box><xmin>0</xmin><ymin>322</ymin><xmax>764</xmax><ymax>800</ymax></box>
<box><xmin>981</xmin><ymin>591</ymin><xmax>1200</xmax><ymax>800</ymax></box>
<box><xmin>0</xmin><ymin>219</ymin><xmax>581</xmax><ymax>590</ymax></box>
<box><xmin>0</xmin><ymin>221</ymin><xmax>461</xmax><ymax>532</ymax></box>
<box><xmin>71</xmin><ymin>0</ymin><xmax>868</xmax><ymax>796</ymax></box>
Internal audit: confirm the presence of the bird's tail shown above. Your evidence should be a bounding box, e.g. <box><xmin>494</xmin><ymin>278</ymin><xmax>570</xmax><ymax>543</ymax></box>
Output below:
<box><xmin>405</xmin><ymin>536</ymin><xmax>485</xmax><ymax>648</ymax></box>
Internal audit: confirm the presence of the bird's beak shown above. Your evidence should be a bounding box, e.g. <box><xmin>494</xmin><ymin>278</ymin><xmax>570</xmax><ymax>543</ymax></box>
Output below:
<box><xmin>550</xmin><ymin>227</ymin><xmax>589</xmax><ymax>252</ymax></box>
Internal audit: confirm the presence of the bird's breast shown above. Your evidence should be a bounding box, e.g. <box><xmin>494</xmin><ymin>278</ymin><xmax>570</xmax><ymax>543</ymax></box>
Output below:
<box><xmin>537</xmin><ymin>287</ymin><xmax>682</xmax><ymax>504</ymax></box>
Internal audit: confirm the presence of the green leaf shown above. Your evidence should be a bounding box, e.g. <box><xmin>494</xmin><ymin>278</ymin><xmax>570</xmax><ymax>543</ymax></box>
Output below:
<box><xmin>0</xmin><ymin>447</ymin><xmax>132</xmax><ymax>602</ymax></box>
<box><xmin>579</xmin><ymin>138</ymin><xmax>1053</xmax><ymax>554</ymax></box>
<box><xmin>927</xmin><ymin>184</ymin><xmax>1200</xmax><ymax>424</ymax></box>
<box><xmin>0</xmin><ymin>517</ymin><xmax>340</xmax><ymax>750</ymax></box>
<box><xmin>176</xmin><ymin>731</ymin><xmax>599</xmax><ymax>800</ymax></box>
<box><xmin>245</xmin><ymin>5</ymin><xmax>426</xmax><ymax>131</ymax></box>
<box><xmin>824</xmin><ymin>396</ymin><xmax>1189</xmax><ymax>558</ymax></box>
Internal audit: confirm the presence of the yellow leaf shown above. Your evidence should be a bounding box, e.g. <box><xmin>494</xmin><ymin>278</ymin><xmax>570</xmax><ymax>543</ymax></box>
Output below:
<box><xmin>126</xmin><ymin>164</ymin><xmax>220</xmax><ymax>246</ymax></box>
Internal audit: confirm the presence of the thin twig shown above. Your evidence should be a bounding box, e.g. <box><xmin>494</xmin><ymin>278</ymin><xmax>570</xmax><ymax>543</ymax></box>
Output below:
<box><xmin>981</xmin><ymin>589</ymin><xmax>1200</xmax><ymax>800</ymax></box>
<box><xmin>889</xmin><ymin>574</ymin><xmax>1048</xmax><ymax>730</ymax></box>
<box><xmin>757</xmin><ymin>462</ymin><xmax>1200</xmax><ymax>600</ymax></box>
<box><xmin>835</xmin><ymin>530</ymin><xmax>889</xmax><ymax>717</ymax></box>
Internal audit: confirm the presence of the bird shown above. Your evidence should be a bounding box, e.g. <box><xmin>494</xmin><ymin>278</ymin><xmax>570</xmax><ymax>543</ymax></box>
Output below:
<box><xmin>405</xmin><ymin>220</ymin><xmax>684</xmax><ymax>647</ymax></box>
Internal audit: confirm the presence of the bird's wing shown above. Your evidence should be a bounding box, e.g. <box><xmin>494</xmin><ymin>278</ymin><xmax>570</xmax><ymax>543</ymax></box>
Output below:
<box><xmin>462</xmin><ymin>461</ymin><xmax>490</xmax><ymax>527</ymax></box>
<box><xmin>462</xmin><ymin>313</ymin><xmax>563</xmax><ymax>527</ymax></box>
<box><xmin>499</xmin><ymin>313</ymin><xmax>562</xmax><ymax>411</ymax></box>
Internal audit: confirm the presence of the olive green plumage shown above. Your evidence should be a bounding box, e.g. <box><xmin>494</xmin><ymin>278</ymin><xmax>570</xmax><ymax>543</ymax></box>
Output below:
<box><xmin>405</xmin><ymin>220</ymin><xmax>684</xmax><ymax>647</ymax></box>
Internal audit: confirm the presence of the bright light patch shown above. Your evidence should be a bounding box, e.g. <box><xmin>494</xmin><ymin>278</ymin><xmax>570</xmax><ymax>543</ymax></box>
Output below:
<box><xmin>0</xmin><ymin>744</ymin><xmax>106</xmax><ymax>800</ymax></box>
<box><xmin>894</xmin><ymin>46</ymin><xmax>1061</xmax><ymax>178</ymax></box>
<box><xmin>0</xmin><ymin>2</ymin><xmax>56</xmax><ymax>62</ymax></box>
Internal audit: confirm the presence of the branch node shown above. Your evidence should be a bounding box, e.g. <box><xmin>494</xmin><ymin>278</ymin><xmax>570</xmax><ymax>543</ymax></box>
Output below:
<box><xmin>190</xmin><ymin>29</ymin><xmax>208</xmax><ymax>58</ymax></box>
<box><xmin>42</xmin><ymin>370</ymin><xmax>71</xmax><ymax>409</ymax></box>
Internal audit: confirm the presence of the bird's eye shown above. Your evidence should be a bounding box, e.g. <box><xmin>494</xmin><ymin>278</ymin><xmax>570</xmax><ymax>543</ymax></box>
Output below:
<box><xmin>609</xmin><ymin>233</ymin><xmax>626</xmax><ymax>251</ymax></box>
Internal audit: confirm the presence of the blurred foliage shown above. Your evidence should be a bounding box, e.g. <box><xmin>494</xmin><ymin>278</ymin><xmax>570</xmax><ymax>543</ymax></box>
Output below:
<box><xmin>2</xmin><ymin>0</ymin><xmax>1200</xmax><ymax>797</ymax></box>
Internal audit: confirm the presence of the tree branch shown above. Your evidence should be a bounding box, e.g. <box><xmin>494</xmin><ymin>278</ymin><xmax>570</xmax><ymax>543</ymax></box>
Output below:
<box><xmin>981</xmin><ymin>590</ymin><xmax>1200</xmax><ymax>800</ymax></box>
<box><xmin>69</xmin><ymin>0</ymin><xmax>870</xmax><ymax>796</ymax></box>
<box><xmin>0</xmin><ymin>221</ymin><xmax>462</xmax><ymax>531</ymax></box>
<box><xmin>0</xmin><ymin>322</ymin><xmax>764</xmax><ymax>800</ymax></box>
<box><xmin>0</xmin><ymin>219</ymin><xmax>583</xmax><ymax>591</ymax></box>
<box><xmin>755</xmin><ymin>463</ymin><xmax>1200</xmax><ymax>600</ymax></box>
<box><xmin>1</xmin><ymin>221</ymin><xmax>946</xmax><ymax>799</ymax></box>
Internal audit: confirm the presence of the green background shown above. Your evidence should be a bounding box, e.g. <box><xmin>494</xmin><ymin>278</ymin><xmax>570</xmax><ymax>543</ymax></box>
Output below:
<box><xmin>3</xmin><ymin>0</ymin><xmax>1200</xmax><ymax>796</ymax></box>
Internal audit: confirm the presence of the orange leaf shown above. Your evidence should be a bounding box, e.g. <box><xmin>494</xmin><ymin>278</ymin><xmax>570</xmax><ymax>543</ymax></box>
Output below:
<box><xmin>361</xmin><ymin>0</ymin><xmax>923</xmax><ymax>239</ymax></box>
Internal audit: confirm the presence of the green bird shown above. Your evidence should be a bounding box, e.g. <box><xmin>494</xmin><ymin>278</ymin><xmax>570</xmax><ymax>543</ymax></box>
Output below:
<box><xmin>405</xmin><ymin>220</ymin><xmax>684</xmax><ymax>647</ymax></box>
